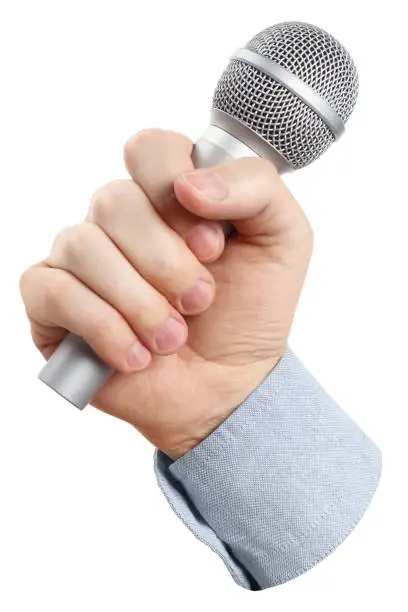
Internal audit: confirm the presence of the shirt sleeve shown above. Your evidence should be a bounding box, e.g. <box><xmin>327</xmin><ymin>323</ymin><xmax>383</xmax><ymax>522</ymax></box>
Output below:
<box><xmin>153</xmin><ymin>349</ymin><xmax>382</xmax><ymax>591</ymax></box>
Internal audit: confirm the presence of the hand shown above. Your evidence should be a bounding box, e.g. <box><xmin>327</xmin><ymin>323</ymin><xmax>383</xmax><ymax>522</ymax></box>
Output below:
<box><xmin>20</xmin><ymin>130</ymin><xmax>313</xmax><ymax>458</ymax></box>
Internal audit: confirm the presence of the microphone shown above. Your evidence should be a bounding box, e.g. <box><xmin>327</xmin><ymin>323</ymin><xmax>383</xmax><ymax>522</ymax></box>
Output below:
<box><xmin>38</xmin><ymin>21</ymin><xmax>359</xmax><ymax>410</ymax></box>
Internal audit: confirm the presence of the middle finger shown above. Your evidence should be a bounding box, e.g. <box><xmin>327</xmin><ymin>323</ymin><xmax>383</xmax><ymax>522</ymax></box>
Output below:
<box><xmin>88</xmin><ymin>179</ymin><xmax>216</xmax><ymax>316</ymax></box>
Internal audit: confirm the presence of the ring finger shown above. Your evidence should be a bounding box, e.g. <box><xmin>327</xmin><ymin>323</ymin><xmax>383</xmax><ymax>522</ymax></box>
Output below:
<box><xmin>46</xmin><ymin>222</ymin><xmax>191</xmax><ymax>356</ymax></box>
<box><xmin>88</xmin><ymin>179</ymin><xmax>216</xmax><ymax>316</ymax></box>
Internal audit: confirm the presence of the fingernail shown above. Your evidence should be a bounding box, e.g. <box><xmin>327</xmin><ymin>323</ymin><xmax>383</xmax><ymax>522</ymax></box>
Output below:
<box><xmin>126</xmin><ymin>341</ymin><xmax>152</xmax><ymax>370</ymax></box>
<box><xmin>185</xmin><ymin>224</ymin><xmax>220</xmax><ymax>260</ymax></box>
<box><xmin>182</xmin><ymin>170</ymin><xmax>228</xmax><ymax>201</ymax></box>
<box><xmin>179</xmin><ymin>279</ymin><xmax>214</xmax><ymax>313</ymax></box>
<box><xmin>153</xmin><ymin>317</ymin><xmax>187</xmax><ymax>353</ymax></box>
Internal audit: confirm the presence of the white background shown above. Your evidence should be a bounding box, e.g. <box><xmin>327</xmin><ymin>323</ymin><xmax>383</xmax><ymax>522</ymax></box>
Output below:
<box><xmin>0</xmin><ymin>1</ymin><xmax>406</xmax><ymax>610</ymax></box>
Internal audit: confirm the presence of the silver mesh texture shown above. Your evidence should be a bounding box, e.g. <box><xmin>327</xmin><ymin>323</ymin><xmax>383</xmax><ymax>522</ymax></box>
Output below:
<box><xmin>212</xmin><ymin>22</ymin><xmax>359</xmax><ymax>169</ymax></box>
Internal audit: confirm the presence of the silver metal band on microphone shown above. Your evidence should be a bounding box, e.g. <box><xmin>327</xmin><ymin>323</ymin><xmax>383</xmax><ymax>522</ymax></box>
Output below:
<box><xmin>231</xmin><ymin>48</ymin><xmax>345</xmax><ymax>140</ymax></box>
<box><xmin>208</xmin><ymin>111</ymin><xmax>292</xmax><ymax>173</ymax></box>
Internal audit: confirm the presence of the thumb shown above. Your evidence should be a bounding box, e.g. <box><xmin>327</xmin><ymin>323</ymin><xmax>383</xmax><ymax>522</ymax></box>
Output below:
<box><xmin>174</xmin><ymin>157</ymin><xmax>312</xmax><ymax>251</ymax></box>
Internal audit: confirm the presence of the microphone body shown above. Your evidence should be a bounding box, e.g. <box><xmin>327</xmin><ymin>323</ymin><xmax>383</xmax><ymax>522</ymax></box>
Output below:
<box><xmin>38</xmin><ymin>21</ymin><xmax>359</xmax><ymax>409</ymax></box>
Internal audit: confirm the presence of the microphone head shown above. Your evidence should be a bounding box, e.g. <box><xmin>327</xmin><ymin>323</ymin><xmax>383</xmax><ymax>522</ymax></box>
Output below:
<box><xmin>212</xmin><ymin>22</ymin><xmax>359</xmax><ymax>169</ymax></box>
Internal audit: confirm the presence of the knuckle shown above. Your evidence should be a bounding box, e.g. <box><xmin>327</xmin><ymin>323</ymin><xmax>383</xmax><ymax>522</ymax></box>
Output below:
<box><xmin>151</xmin><ymin>248</ymin><xmax>195</xmax><ymax>289</ymax></box>
<box><xmin>124</xmin><ymin>128</ymin><xmax>164</xmax><ymax>161</ymax></box>
<box><xmin>150</xmin><ymin>248</ymin><xmax>174</xmax><ymax>279</ymax></box>
<box><xmin>20</xmin><ymin>264</ymin><xmax>50</xmax><ymax>307</ymax></box>
<box><xmin>124</xmin><ymin>129</ymin><xmax>192</xmax><ymax>165</ymax></box>
<box><xmin>44</xmin><ymin>271</ymin><xmax>70</xmax><ymax>309</ymax></box>
<box><xmin>90</xmin><ymin>181</ymin><xmax>129</xmax><ymax>224</ymax></box>
<box><xmin>56</xmin><ymin>223</ymin><xmax>94</xmax><ymax>266</ymax></box>
<box><xmin>90</xmin><ymin>310</ymin><xmax>121</xmax><ymax>341</ymax></box>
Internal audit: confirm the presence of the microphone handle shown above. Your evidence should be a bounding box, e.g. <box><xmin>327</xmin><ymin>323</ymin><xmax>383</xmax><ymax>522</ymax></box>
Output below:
<box><xmin>38</xmin><ymin>127</ymin><xmax>260</xmax><ymax>409</ymax></box>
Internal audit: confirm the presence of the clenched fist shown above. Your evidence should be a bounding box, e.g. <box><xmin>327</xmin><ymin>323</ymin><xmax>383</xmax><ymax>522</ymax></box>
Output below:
<box><xmin>20</xmin><ymin>129</ymin><xmax>313</xmax><ymax>458</ymax></box>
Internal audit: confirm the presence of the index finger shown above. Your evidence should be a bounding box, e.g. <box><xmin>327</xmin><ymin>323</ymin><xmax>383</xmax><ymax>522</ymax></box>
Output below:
<box><xmin>124</xmin><ymin>129</ymin><xmax>225</xmax><ymax>262</ymax></box>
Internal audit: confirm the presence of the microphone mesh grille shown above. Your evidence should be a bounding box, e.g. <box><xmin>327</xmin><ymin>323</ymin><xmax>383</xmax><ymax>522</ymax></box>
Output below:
<box><xmin>212</xmin><ymin>22</ymin><xmax>359</xmax><ymax>169</ymax></box>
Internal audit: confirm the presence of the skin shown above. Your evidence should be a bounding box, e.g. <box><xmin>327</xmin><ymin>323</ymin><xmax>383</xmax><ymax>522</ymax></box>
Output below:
<box><xmin>19</xmin><ymin>129</ymin><xmax>313</xmax><ymax>459</ymax></box>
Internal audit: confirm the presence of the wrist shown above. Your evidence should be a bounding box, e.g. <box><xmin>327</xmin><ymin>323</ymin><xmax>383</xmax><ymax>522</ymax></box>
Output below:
<box><xmin>163</xmin><ymin>353</ymin><xmax>284</xmax><ymax>460</ymax></box>
<box><xmin>165</xmin><ymin>412</ymin><xmax>233</xmax><ymax>461</ymax></box>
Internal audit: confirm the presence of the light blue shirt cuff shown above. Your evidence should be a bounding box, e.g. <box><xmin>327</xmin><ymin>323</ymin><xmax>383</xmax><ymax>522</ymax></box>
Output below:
<box><xmin>153</xmin><ymin>349</ymin><xmax>382</xmax><ymax>590</ymax></box>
